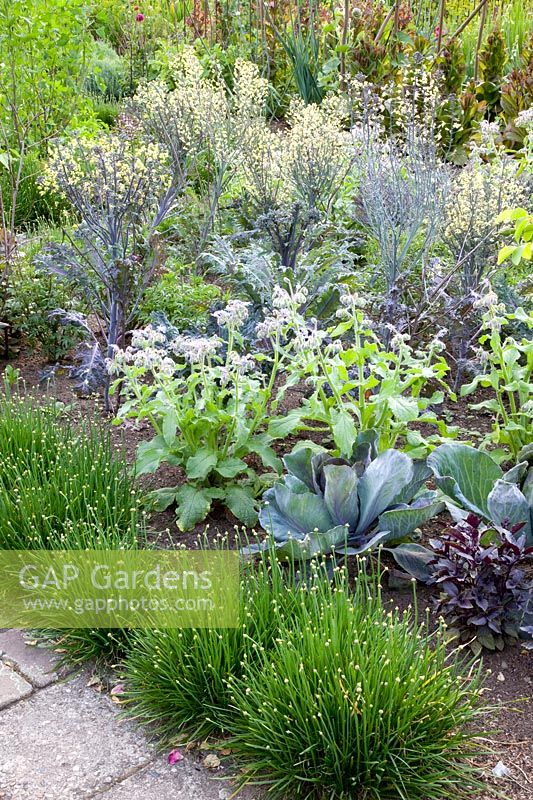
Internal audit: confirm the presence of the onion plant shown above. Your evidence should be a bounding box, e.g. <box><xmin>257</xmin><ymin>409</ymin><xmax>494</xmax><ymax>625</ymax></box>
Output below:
<box><xmin>0</xmin><ymin>397</ymin><xmax>143</xmax><ymax>549</ymax></box>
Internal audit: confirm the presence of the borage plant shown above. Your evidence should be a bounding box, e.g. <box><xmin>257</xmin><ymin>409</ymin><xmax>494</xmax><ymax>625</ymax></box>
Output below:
<box><xmin>276</xmin><ymin>291</ymin><xmax>454</xmax><ymax>457</ymax></box>
<box><xmin>111</xmin><ymin>290</ymin><xmax>320</xmax><ymax>531</ymax></box>
<box><xmin>254</xmin><ymin>432</ymin><xmax>443</xmax><ymax>560</ymax></box>
<box><xmin>461</xmin><ymin>303</ymin><xmax>533</xmax><ymax>461</ymax></box>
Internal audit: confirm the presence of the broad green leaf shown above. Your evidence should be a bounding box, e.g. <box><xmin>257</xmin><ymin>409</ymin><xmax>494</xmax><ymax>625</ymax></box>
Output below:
<box><xmin>427</xmin><ymin>443</ymin><xmax>502</xmax><ymax>518</ymax></box>
<box><xmin>469</xmin><ymin>399</ymin><xmax>501</xmax><ymax>414</ymax></box>
<box><xmin>267</xmin><ymin>410</ymin><xmax>302</xmax><ymax>438</ymax></box>
<box><xmin>283</xmin><ymin>446</ymin><xmax>324</xmax><ymax>491</ymax></box>
<box><xmin>502</xmin><ymin>462</ymin><xmax>529</xmax><ymax>484</ymax></box>
<box><xmin>355</xmin><ymin>450</ymin><xmax>413</xmax><ymax>535</ymax></box>
<box><xmin>225</xmin><ymin>485</ymin><xmax>259</xmax><ymax>527</ymax></box>
<box><xmin>285</xmin><ymin>475</ymin><xmax>311</xmax><ymax>494</ymax></box>
<box><xmin>512</xmin><ymin>244</ymin><xmax>526</xmax><ymax>265</ymax></box>
<box><xmin>393</xmin><ymin>461</ymin><xmax>432</xmax><ymax>504</ymax></box>
<box><xmin>185</xmin><ymin>449</ymin><xmax>218</xmax><ymax>480</ymax></box>
<box><xmin>248</xmin><ymin>436</ymin><xmax>283</xmax><ymax>474</ymax></box>
<box><xmin>162</xmin><ymin>409</ymin><xmax>178</xmax><ymax>446</ymax></box>
<box><xmin>144</xmin><ymin>487</ymin><xmax>177</xmax><ymax>512</ymax></box>
<box><xmin>215</xmin><ymin>457</ymin><xmax>248</xmax><ymax>478</ymax></box>
<box><xmin>387</xmin><ymin>395</ymin><xmax>419</xmax><ymax>422</ymax></box>
<box><xmin>497</xmin><ymin>244</ymin><xmax>516</xmax><ymax>264</ymax></box>
<box><xmin>331</xmin><ymin>409</ymin><xmax>357</xmax><ymax>456</ymax></box>
<box><xmin>174</xmin><ymin>485</ymin><xmax>215</xmax><ymax>531</ymax></box>
<box><xmin>273</xmin><ymin>525</ymin><xmax>348</xmax><ymax>560</ymax></box>
<box><xmin>136</xmin><ymin>436</ymin><xmax>169</xmax><ymax>475</ymax></box>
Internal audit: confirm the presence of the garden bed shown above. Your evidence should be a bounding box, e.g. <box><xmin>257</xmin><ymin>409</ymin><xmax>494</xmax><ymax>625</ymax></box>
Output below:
<box><xmin>1</xmin><ymin>353</ymin><xmax>531</xmax><ymax>800</ymax></box>
<box><xmin>1</xmin><ymin>10</ymin><xmax>533</xmax><ymax>794</ymax></box>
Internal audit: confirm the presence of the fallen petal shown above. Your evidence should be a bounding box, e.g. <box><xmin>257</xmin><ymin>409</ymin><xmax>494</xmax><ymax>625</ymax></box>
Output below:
<box><xmin>492</xmin><ymin>761</ymin><xmax>511</xmax><ymax>779</ymax></box>
<box><xmin>168</xmin><ymin>748</ymin><xmax>184</xmax><ymax>766</ymax></box>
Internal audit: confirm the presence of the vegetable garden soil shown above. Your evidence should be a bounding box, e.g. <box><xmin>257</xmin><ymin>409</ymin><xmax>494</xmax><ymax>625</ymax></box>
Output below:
<box><xmin>2</xmin><ymin>349</ymin><xmax>532</xmax><ymax>800</ymax></box>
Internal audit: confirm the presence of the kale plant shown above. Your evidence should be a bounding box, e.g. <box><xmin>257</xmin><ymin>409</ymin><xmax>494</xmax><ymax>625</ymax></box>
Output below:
<box><xmin>240</xmin><ymin>96</ymin><xmax>352</xmax><ymax>268</ymax></box>
<box><xmin>205</xmin><ymin>227</ymin><xmax>359</xmax><ymax>328</ymax></box>
<box><xmin>439</xmin><ymin>131</ymin><xmax>528</xmax><ymax>386</ymax></box>
<box><xmin>428</xmin><ymin>515</ymin><xmax>532</xmax><ymax>652</ymax></box>
<box><xmin>356</xmin><ymin>118</ymin><xmax>450</xmax><ymax>345</ymax></box>
<box><xmin>35</xmin><ymin>135</ymin><xmax>179</xmax><ymax>407</ymax></box>
<box><xmin>130</xmin><ymin>54</ymin><xmax>270</xmax><ymax>261</ymax></box>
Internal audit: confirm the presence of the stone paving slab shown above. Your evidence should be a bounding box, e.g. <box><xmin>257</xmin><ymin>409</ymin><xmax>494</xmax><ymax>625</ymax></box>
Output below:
<box><xmin>0</xmin><ymin>634</ymin><xmax>264</xmax><ymax>800</ymax></box>
<box><xmin>0</xmin><ymin>631</ymin><xmax>60</xmax><ymax>689</ymax></box>
<box><xmin>93</xmin><ymin>756</ymin><xmax>261</xmax><ymax>800</ymax></box>
<box><xmin>0</xmin><ymin>663</ymin><xmax>32</xmax><ymax>711</ymax></box>
<box><xmin>0</xmin><ymin>674</ymin><xmax>154</xmax><ymax>799</ymax></box>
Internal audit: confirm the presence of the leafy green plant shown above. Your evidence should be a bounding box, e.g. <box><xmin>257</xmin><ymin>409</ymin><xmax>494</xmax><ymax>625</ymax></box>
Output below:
<box><xmin>205</xmin><ymin>228</ymin><xmax>359</xmax><ymax>326</ymax></box>
<box><xmin>112</xmin><ymin>292</ymin><xmax>321</xmax><ymax>531</ymax></box>
<box><xmin>5</xmin><ymin>257</ymin><xmax>83</xmax><ymax>361</ymax></box>
<box><xmin>227</xmin><ymin>561</ymin><xmax>488</xmax><ymax>800</ymax></box>
<box><xmin>280</xmin><ymin>292</ymin><xmax>453</xmax><ymax>457</ymax></box>
<box><xmin>84</xmin><ymin>40</ymin><xmax>128</xmax><ymax>102</ymax></box>
<box><xmin>497</xmin><ymin>207</ymin><xmax>533</xmax><ymax>270</ymax></box>
<box><xmin>268</xmin><ymin>7</ymin><xmax>324</xmax><ymax>105</ymax></box>
<box><xmin>2</xmin><ymin>364</ymin><xmax>21</xmax><ymax>398</ymax></box>
<box><xmin>501</xmin><ymin>43</ymin><xmax>533</xmax><ymax>148</ymax></box>
<box><xmin>0</xmin><ymin>398</ymin><xmax>143</xmax><ymax>549</ymax></box>
<box><xmin>426</xmin><ymin>441</ymin><xmax>533</xmax><ymax>545</ymax></box>
<box><xmin>476</xmin><ymin>28</ymin><xmax>507</xmax><ymax>114</ymax></box>
<box><xmin>0</xmin><ymin>152</ymin><xmax>64</xmax><ymax>230</ymax></box>
<box><xmin>461</xmin><ymin>304</ymin><xmax>533</xmax><ymax>460</ymax></box>
<box><xmin>137</xmin><ymin>266</ymin><xmax>224</xmax><ymax>330</ymax></box>
<box><xmin>0</xmin><ymin>0</ymin><xmax>95</xmax><ymax>243</ymax></box>
<box><xmin>256</xmin><ymin>433</ymin><xmax>443</xmax><ymax>560</ymax></box>
<box><xmin>123</xmin><ymin>541</ymin><xmax>295</xmax><ymax>741</ymax></box>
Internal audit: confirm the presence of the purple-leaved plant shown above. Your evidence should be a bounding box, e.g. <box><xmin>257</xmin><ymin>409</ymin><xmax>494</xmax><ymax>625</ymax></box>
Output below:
<box><xmin>429</xmin><ymin>513</ymin><xmax>533</xmax><ymax>652</ymax></box>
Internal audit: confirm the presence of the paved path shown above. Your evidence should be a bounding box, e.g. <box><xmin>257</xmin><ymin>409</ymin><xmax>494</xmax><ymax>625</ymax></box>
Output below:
<box><xmin>0</xmin><ymin>631</ymin><xmax>258</xmax><ymax>800</ymax></box>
